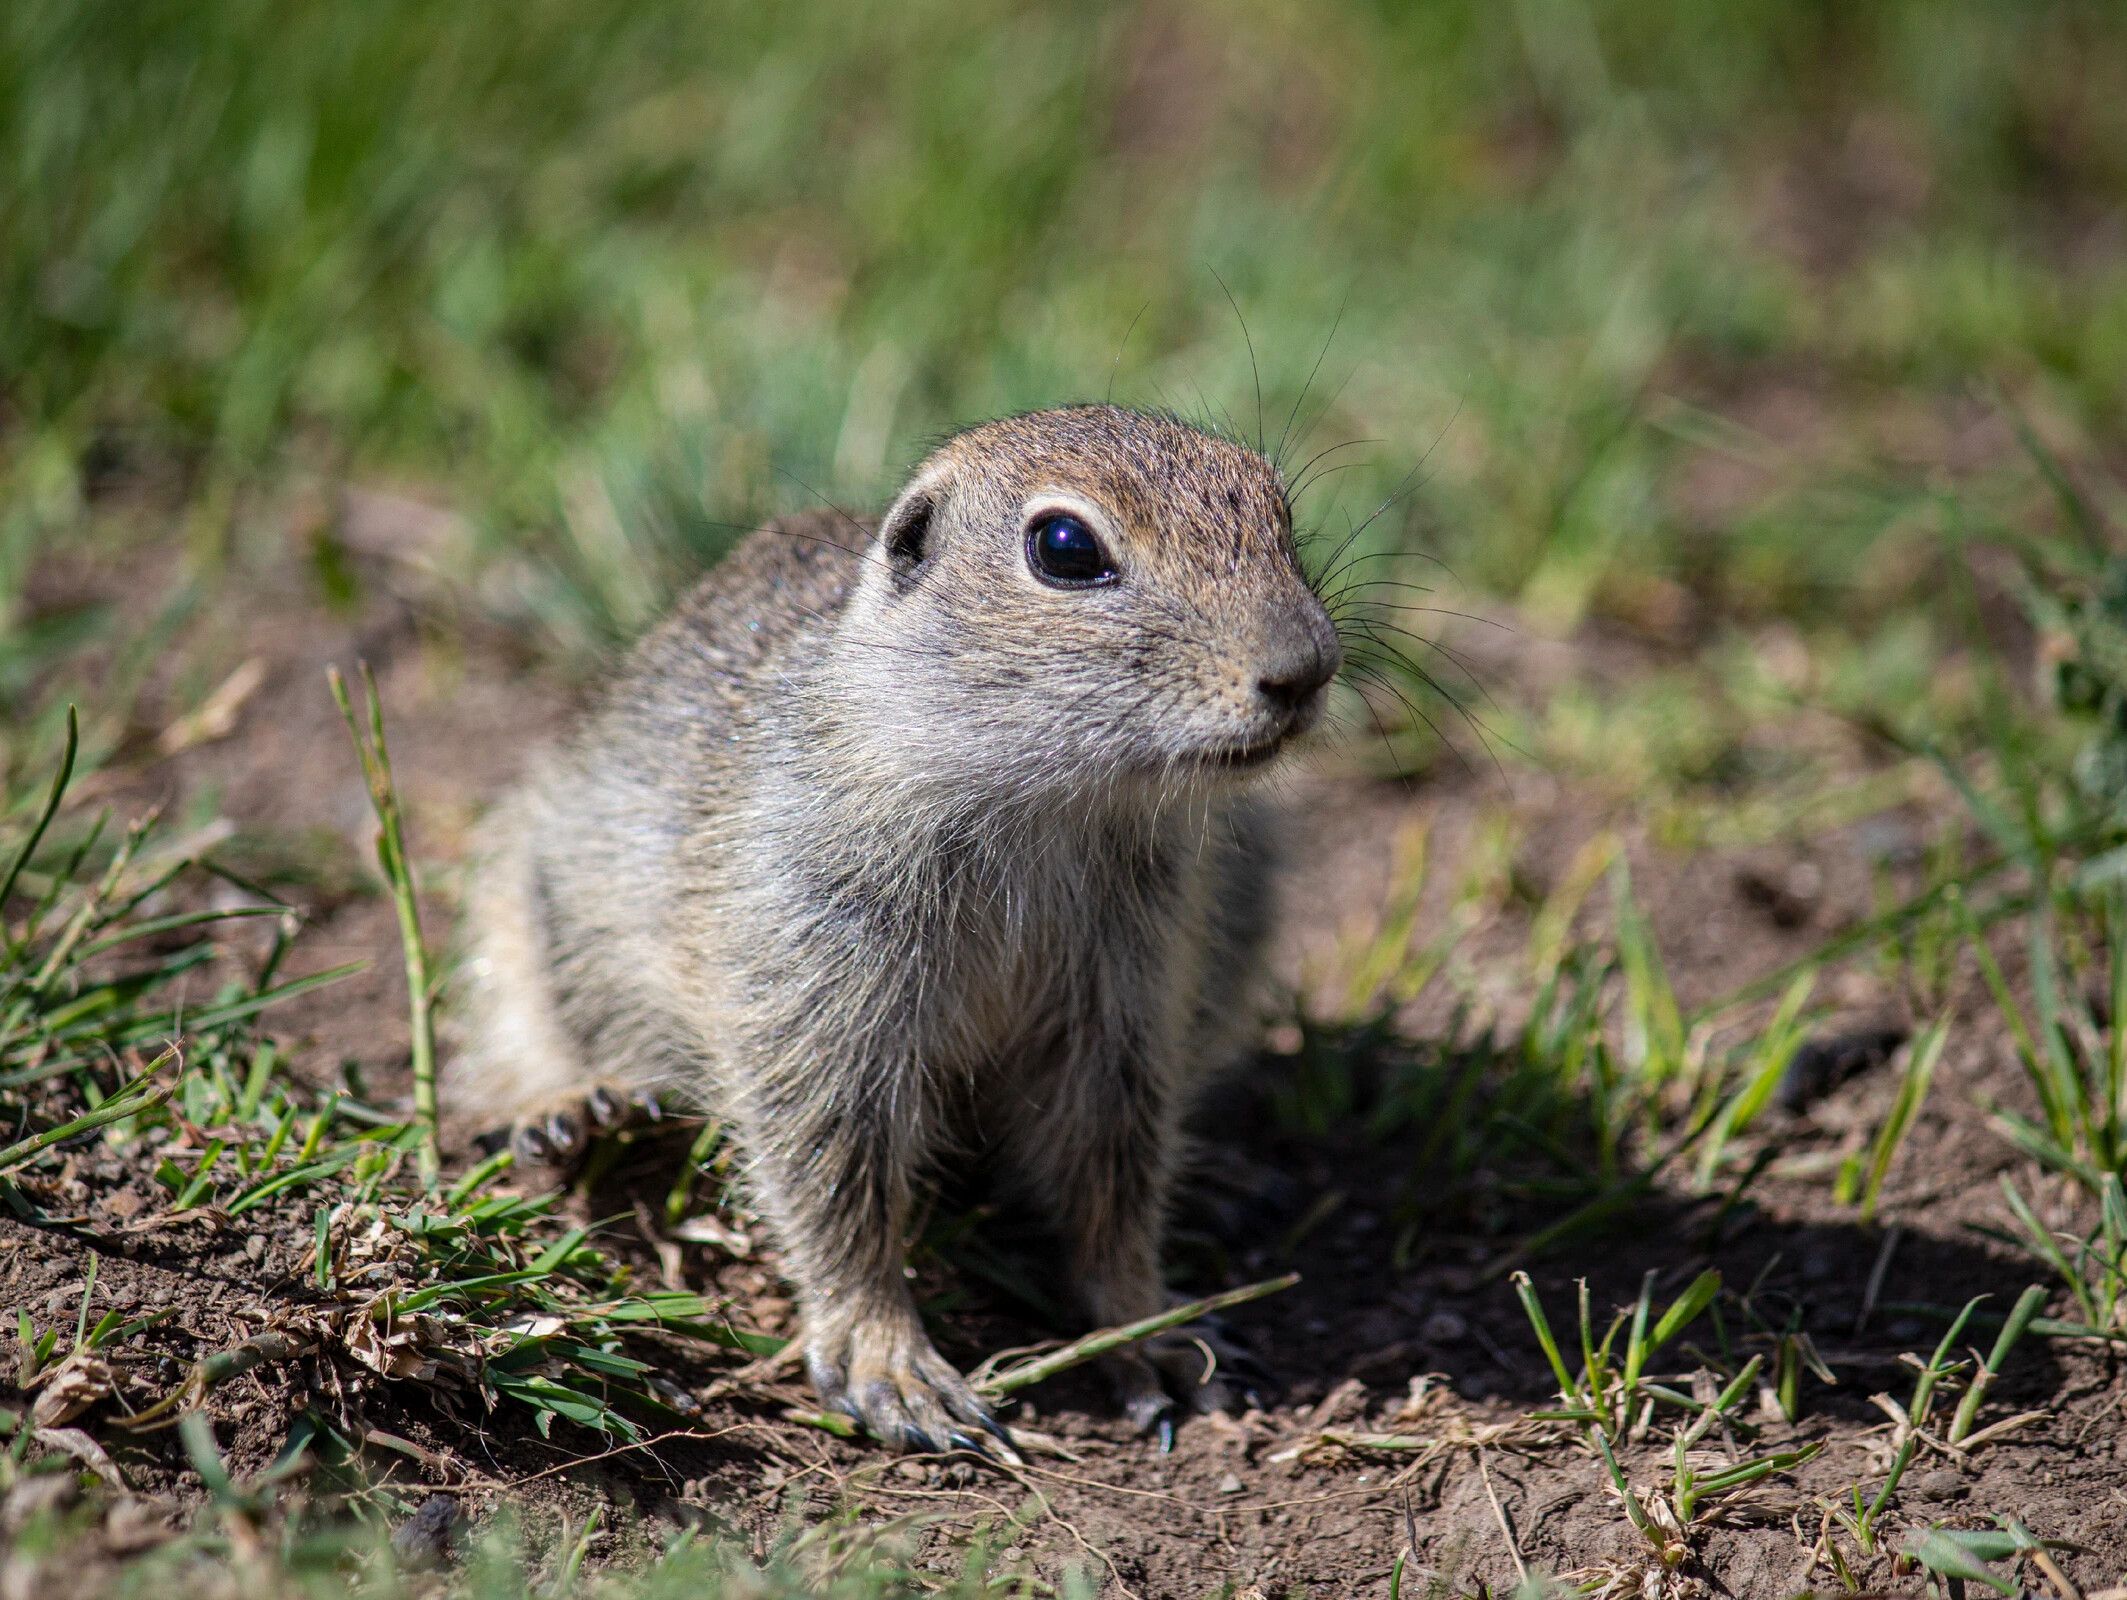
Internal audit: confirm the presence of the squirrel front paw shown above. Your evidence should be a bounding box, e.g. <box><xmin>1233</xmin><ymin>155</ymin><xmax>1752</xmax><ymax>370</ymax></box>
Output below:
<box><xmin>806</xmin><ymin>1317</ymin><xmax>1018</xmax><ymax>1461</ymax></box>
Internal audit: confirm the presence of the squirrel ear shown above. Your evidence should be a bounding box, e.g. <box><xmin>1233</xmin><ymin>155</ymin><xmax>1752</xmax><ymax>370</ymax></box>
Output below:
<box><xmin>879</xmin><ymin>489</ymin><xmax>935</xmax><ymax>575</ymax></box>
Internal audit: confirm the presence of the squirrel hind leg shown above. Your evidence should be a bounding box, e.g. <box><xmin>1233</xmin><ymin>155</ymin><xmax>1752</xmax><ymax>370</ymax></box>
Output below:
<box><xmin>445</xmin><ymin>798</ymin><xmax>598</xmax><ymax>1129</ymax></box>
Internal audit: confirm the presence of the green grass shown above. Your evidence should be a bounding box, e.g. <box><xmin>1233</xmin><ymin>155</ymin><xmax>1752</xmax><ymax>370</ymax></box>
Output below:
<box><xmin>0</xmin><ymin>722</ymin><xmax>779</xmax><ymax>1434</ymax></box>
<box><xmin>9</xmin><ymin>1492</ymin><xmax>1054</xmax><ymax>1600</ymax></box>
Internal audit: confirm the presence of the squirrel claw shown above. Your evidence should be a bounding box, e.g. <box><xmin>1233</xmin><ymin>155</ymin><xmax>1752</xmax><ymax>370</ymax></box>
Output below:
<box><xmin>583</xmin><ymin>1085</ymin><xmax>627</xmax><ymax>1130</ymax></box>
<box><xmin>981</xmin><ymin>1417</ymin><xmax>1025</xmax><ymax>1464</ymax></box>
<box><xmin>1120</xmin><ymin>1381</ymin><xmax>1174</xmax><ymax>1437</ymax></box>
<box><xmin>507</xmin><ymin>1111</ymin><xmax>586</xmax><ymax>1167</ymax></box>
<box><xmin>509</xmin><ymin>1121</ymin><xmax>554</xmax><ymax>1165</ymax></box>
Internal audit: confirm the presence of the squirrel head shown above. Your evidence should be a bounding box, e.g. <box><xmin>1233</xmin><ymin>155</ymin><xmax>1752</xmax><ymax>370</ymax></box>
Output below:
<box><xmin>829</xmin><ymin>405</ymin><xmax>1341</xmax><ymax>801</ymax></box>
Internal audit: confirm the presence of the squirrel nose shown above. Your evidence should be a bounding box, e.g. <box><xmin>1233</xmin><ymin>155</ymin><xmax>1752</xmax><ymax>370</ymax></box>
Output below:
<box><xmin>1255</xmin><ymin>618</ymin><xmax>1342</xmax><ymax>715</ymax></box>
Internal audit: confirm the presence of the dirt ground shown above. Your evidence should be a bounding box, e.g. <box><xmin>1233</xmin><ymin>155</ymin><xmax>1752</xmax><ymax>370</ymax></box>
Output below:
<box><xmin>5</xmin><ymin>516</ymin><xmax>2125</xmax><ymax>1599</ymax></box>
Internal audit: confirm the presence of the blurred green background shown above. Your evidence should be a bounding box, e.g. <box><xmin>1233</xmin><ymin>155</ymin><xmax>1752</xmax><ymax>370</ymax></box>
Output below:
<box><xmin>4</xmin><ymin>0</ymin><xmax>2125</xmax><ymax>702</ymax></box>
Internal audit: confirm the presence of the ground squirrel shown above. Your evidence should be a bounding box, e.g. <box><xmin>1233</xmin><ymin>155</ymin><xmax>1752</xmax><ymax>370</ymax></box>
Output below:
<box><xmin>451</xmin><ymin>405</ymin><xmax>1343</xmax><ymax>1453</ymax></box>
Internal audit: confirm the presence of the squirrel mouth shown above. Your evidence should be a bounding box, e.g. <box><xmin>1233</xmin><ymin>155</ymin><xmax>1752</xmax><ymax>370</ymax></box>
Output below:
<box><xmin>1203</xmin><ymin>733</ymin><xmax>1287</xmax><ymax>769</ymax></box>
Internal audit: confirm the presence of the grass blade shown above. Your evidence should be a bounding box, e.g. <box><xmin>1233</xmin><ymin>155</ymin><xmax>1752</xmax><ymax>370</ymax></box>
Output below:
<box><xmin>1950</xmin><ymin>1284</ymin><xmax>2047</xmax><ymax>1444</ymax></box>
<box><xmin>975</xmin><ymin>1274</ymin><xmax>1299</xmax><ymax>1396</ymax></box>
<box><xmin>1611</xmin><ymin>857</ymin><xmax>1684</xmax><ymax>1085</ymax></box>
<box><xmin>1859</xmin><ymin>1015</ymin><xmax>1948</xmax><ymax>1222</ymax></box>
<box><xmin>1696</xmin><ymin>970</ymin><xmax>1814</xmax><ymax>1187</ymax></box>
<box><xmin>0</xmin><ymin>1074</ymin><xmax>174</xmax><ymax>1176</ymax></box>
<box><xmin>1510</xmin><ymin>1271</ymin><xmax>1579</xmax><ymax>1403</ymax></box>
<box><xmin>329</xmin><ymin>664</ymin><xmax>439</xmax><ymax>1191</ymax></box>
<box><xmin>1998</xmin><ymin>1176</ymin><xmax>2101</xmax><ymax>1325</ymax></box>
<box><xmin>1647</xmin><ymin>1269</ymin><xmax>1722</xmax><ymax>1353</ymax></box>
<box><xmin>0</xmin><ymin>707</ymin><xmax>78</xmax><ymax>937</ymax></box>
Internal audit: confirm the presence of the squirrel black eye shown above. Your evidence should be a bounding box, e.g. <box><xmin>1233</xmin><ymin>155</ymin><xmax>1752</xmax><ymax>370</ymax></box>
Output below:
<box><xmin>1026</xmin><ymin>514</ymin><xmax>1117</xmax><ymax>588</ymax></box>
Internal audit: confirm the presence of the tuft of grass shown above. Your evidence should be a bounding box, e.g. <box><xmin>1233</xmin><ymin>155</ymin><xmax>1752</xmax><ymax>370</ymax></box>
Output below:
<box><xmin>0</xmin><ymin>698</ymin><xmax>798</xmax><ymax>1478</ymax></box>
<box><xmin>1514</xmin><ymin>1267</ymin><xmax>1725</xmax><ymax>1440</ymax></box>
<box><xmin>33</xmin><ymin>1490</ymin><xmax>1054</xmax><ymax>1600</ymax></box>
<box><xmin>0</xmin><ymin>714</ymin><xmax>360</xmax><ymax>1218</ymax></box>
<box><xmin>1520</xmin><ymin>1267</ymin><xmax>2054</xmax><ymax>1593</ymax></box>
<box><xmin>1798</xmin><ymin>1288</ymin><xmax>2051</xmax><ymax>1589</ymax></box>
<box><xmin>1514</xmin><ymin>1268</ymin><xmax>1820</xmax><ymax>1588</ymax></box>
<box><xmin>1824</xmin><ymin>1299</ymin><xmax>1979</xmax><ymax>1560</ymax></box>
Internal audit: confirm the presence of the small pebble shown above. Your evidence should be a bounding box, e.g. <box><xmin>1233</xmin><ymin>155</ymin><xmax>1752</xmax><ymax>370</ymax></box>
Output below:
<box><xmin>245</xmin><ymin>1234</ymin><xmax>268</xmax><ymax>1263</ymax></box>
<box><xmin>1218</xmin><ymin>1474</ymin><xmax>1243</xmax><ymax>1494</ymax></box>
<box><xmin>390</xmin><ymin>1493</ymin><xmax>460</xmax><ymax>1571</ymax></box>
<box><xmin>1421</xmin><ymin>1310</ymin><xmax>1468</xmax><ymax>1343</ymax></box>
<box><xmin>1915</xmin><ymin>1469</ymin><xmax>1966</xmax><ymax>1502</ymax></box>
<box><xmin>1001</xmin><ymin>1546</ymin><xmax>1024</xmax><ymax>1563</ymax></box>
<box><xmin>102</xmin><ymin>1495</ymin><xmax>172</xmax><ymax>1555</ymax></box>
<box><xmin>2</xmin><ymin>1473</ymin><xmax>77</xmax><ymax>1533</ymax></box>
